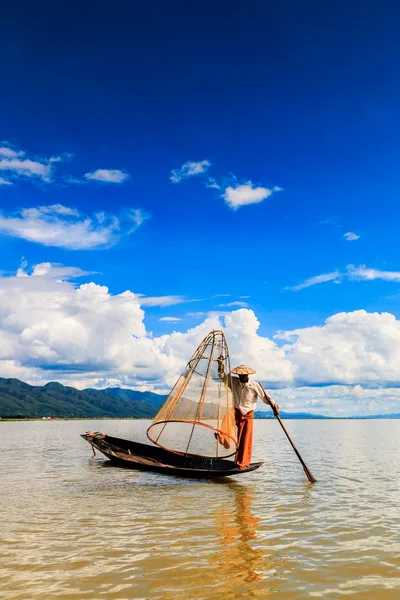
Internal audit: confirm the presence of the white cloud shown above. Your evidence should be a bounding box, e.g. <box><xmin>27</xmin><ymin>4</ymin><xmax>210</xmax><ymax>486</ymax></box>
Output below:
<box><xmin>0</xmin><ymin>144</ymin><xmax>74</xmax><ymax>183</ymax></box>
<box><xmin>277</xmin><ymin>309</ymin><xmax>400</xmax><ymax>386</ymax></box>
<box><xmin>159</xmin><ymin>317</ymin><xmax>182</xmax><ymax>322</ymax></box>
<box><xmin>205</xmin><ymin>177</ymin><xmax>220</xmax><ymax>189</ymax></box>
<box><xmin>84</xmin><ymin>169</ymin><xmax>130</xmax><ymax>183</ymax></box>
<box><xmin>222</xmin><ymin>181</ymin><xmax>277</xmax><ymax>210</ymax></box>
<box><xmin>344</xmin><ymin>231</ymin><xmax>360</xmax><ymax>241</ymax></box>
<box><xmin>0</xmin><ymin>143</ymin><xmax>123</xmax><ymax>187</ymax></box>
<box><xmin>0</xmin><ymin>157</ymin><xmax>53</xmax><ymax>182</ymax></box>
<box><xmin>1</xmin><ymin>269</ymin><xmax>400</xmax><ymax>415</ymax></box>
<box><xmin>0</xmin><ymin>177</ymin><xmax>13</xmax><ymax>186</ymax></box>
<box><xmin>0</xmin><ymin>146</ymin><xmax>25</xmax><ymax>158</ymax></box>
<box><xmin>0</xmin><ymin>277</ymin><xmax>147</xmax><ymax>383</ymax></box>
<box><xmin>187</xmin><ymin>311</ymin><xmax>233</xmax><ymax>318</ymax></box>
<box><xmin>219</xmin><ymin>301</ymin><xmax>249</xmax><ymax>307</ymax></box>
<box><xmin>289</xmin><ymin>270</ymin><xmax>341</xmax><ymax>291</ymax></box>
<box><xmin>347</xmin><ymin>264</ymin><xmax>400</xmax><ymax>283</ymax></box>
<box><xmin>129</xmin><ymin>209</ymin><xmax>151</xmax><ymax>230</ymax></box>
<box><xmin>290</xmin><ymin>264</ymin><xmax>400</xmax><ymax>291</ymax></box>
<box><xmin>138</xmin><ymin>295</ymin><xmax>185</xmax><ymax>307</ymax></box>
<box><xmin>0</xmin><ymin>204</ymin><xmax>148</xmax><ymax>250</ymax></box>
<box><xmin>48</xmin><ymin>152</ymin><xmax>74</xmax><ymax>164</ymax></box>
<box><xmin>21</xmin><ymin>204</ymin><xmax>81</xmax><ymax>218</ymax></box>
<box><xmin>265</xmin><ymin>385</ymin><xmax>400</xmax><ymax>417</ymax></box>
<box><xmin>224</xmin><ymin>309</ymin><xmax>294</xmax><ymax>383</ymax></box>
<box><xmin>169</xmin><ymin>162</ymin><xmax>282</xmax><ymax>213</ymax></box>
<box><xmin>170</xmin><ymin>160</ymin><xmax>211</xmax><ymax>183</ymax></box>
<box><xmin>17</xmin><ymin>261</ymin><xmax>94</xmax><ymax>280</ymax></box>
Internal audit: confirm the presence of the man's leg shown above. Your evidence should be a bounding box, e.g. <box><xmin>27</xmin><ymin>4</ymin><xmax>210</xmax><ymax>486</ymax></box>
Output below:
<box><xmin>235</xmin><ymin>409</ymin><xmax>254</xmax><ymax>469</ymax></box>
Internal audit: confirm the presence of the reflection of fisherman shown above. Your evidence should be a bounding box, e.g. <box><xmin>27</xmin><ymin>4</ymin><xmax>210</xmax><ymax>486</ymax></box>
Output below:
<box><xmin>215</xmin><ymin>484</ymin><xmax>263</xmax><ymax>587</ymax></box>
<box><xmin>216</xmin><ymin>357</ymin><xmax>279</xmax><ymax>469</ymax></box>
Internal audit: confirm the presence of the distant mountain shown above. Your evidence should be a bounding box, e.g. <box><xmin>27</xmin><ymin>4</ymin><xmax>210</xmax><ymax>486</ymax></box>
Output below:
<box><xmin>254</xmin><ymin>410</ymin><xmax>329</xmax><ymax>419</ymax></box>
<box><xmin>101</xmin><ymin>387</ymin><xmax>166</xmax><ymax>410</ymax></box>
<box><xmin>0</xmin><ymin>377</ymin><xmax>166</xmax><ymax>419</ymax></box>
<box><xmin>255</xmin><ymin>411</ymin><xmax>400</xmax><ymax>419</ymax></box>
<box><xmin>1</xmin><ymin>377</ymin><xmax>399</xmax><ymax>419</ymax></box>
<box><xmin>347</xmin><ymin>413</ymin><xmax>400</xmax><ymax>419</ymax></box>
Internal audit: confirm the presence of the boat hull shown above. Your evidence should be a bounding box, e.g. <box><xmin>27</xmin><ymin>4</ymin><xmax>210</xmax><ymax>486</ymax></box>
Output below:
<box><xmin>81</xmin><ymin>432</ymin><xmax>263</xmax><ymax>478</ymax></box>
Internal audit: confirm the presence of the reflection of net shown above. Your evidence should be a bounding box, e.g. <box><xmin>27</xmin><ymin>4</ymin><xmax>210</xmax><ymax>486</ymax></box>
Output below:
<box><xmin>147</xmin><ymin>330</ymin><xmax>237</xmax><ymax>458</ymax></box>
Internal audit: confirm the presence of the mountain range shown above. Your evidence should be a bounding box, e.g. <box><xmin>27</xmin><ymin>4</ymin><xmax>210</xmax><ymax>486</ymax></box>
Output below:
<box><xmin>0</xmin><ymin>377</ymin><xmax>166</xmax><ymax>419</ymax></box>
<box><xmin>0</xmin><ymin>377</ymin><xmax>399</xmax><ymax>419</ymax></box>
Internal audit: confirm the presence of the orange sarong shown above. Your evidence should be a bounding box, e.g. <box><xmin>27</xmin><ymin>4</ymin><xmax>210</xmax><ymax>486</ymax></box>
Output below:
<box><xmin>235</xmin><ymin>408</ymin><xmax>254</xmax><ymax>469</ymax></box>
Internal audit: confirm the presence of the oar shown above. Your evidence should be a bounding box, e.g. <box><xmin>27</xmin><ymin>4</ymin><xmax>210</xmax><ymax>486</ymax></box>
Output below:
<box><xmin>260</xmin><ymin>384</ymin><xmax>316</xmax><ymax>483</ymax></box>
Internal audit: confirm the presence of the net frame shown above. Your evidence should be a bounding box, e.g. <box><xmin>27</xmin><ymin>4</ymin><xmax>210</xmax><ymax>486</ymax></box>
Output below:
<box><xmin>146</xmin><ymin>329</ymin><xmax>237</xmax><ymax>459</ymax></box>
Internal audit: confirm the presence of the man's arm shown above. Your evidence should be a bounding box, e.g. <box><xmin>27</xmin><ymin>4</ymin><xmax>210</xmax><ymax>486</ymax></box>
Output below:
<box><xmin>217</xmin><ymin>355</ymin><xmax>227</xmax><ymax>381</ymax></box>
<box><xmin>217</xmin><ymin>355</ymin><xmax>233</xmax><ymax>389</ymax></box>
<box><xmin>256</xmin><ymin>382</ymin><xmax>280</xmax><ymax>416</ymax></box>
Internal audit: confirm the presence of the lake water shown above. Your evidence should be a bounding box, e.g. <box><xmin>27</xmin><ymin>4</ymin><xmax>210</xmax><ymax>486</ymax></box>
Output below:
<box><xmin>0</xmin><ymin>419</ymin><xmax>399</xmax><ymax>599</ymax></box>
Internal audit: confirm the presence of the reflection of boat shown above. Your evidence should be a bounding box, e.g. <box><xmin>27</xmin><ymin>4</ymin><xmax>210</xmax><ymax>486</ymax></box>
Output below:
<box><xmin>213</xmin><ymin>483</ymin><xmax>284</xmax><ymax>595</ymax></box>
<box><xmin>81</xmin><ymin>432</ymin><xmax>263</xmax><ymax>478</ymax></box>
<box><xmin>215</xmin><ymin>484</ymin><xmax>263</xmax><ymax>584</ymax></box>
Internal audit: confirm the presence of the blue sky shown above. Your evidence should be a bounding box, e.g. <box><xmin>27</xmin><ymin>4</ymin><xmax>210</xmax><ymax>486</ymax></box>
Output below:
<box><xmin>1</xmin><ymin>1</ymin><xmax>400</xmax><ymax>415</ymax></box>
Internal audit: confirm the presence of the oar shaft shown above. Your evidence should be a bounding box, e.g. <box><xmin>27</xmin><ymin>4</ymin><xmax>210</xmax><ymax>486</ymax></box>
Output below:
<box><xmin>275</xmin><ymin>414</ymin><xmax>316</xmax><ymax>483</ymax></box>
<box><xmin>260</xmin><ymin>384</ymin><xmax>316</xmax><ymax>483</ymax></box>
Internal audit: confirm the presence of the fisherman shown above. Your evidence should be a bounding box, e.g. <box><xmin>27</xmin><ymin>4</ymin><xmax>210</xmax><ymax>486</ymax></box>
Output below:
<box><xmin>216</xmin><ymin>360</ymin><xmax>280</xmax><ymax>469</ymax></box>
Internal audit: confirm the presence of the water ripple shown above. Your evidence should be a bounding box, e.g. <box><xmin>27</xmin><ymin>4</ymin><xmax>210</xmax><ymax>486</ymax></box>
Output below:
<box><xmin>0</xmin><ymin>419</ymin><xmax>399</xmax><ymax>599</ymax></box>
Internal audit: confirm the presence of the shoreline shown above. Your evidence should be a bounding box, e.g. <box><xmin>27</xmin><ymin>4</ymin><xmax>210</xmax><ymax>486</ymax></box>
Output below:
<box><xmin>1</xmin><ymin>416</ymin><xmax>399</xmax><ymax>422</ymax></box>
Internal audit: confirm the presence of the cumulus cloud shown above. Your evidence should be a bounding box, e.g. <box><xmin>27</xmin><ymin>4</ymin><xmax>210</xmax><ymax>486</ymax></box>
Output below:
<box><xmin>0</xmin><ymin>277</ymin><xmax>146</xmax><ymax>384</ymax></box>
<box><xmin>170</xmin><ymin>160</ymin><xmax>211</xmax><ymax>183</ymax></box>
<box><xmin>277</xmin><ymin>309</ymin><xmax>400</xmax><ymax>386</ymax></box>
<box><xmin>169</xmin><ymin>160</ymin><xmax>282</xmax><ymax>212</ymax></box>
<box><xmin>1</xmin><ymin>265</ymin><xmax>400</xmax><ymax>415</ymax></box>
<box><xmin>344</xmin><ymin>231</ymin><xmax>360</xmax><ymax>241</ymax></box>
<box><xmin>0</xmin><ymin>204</ymin><xmax>148</xmax><ymax>250</ymax></box>
<box><xmin>0</xmin><ymin>273</ymin><xmax>291</xmax><ymax>391</ymax></box>
<box><xmin>222</xmin><ymin>181</ymin><xmax>278</xmax><ymax>210</ymax></box>
<box><xmin>224</xmin><ymin>309</ymin><xmax>294</xmax><ymax>383</ymax></box>
<box><xmin>265</xmin><ymin>385</ymin><xmax>400</xmax><ymax>417</ymax></box>
<box><xmin>84</xmin><ymin>169</ymin><xmax>130</xmax><ymax>183</ymax></box>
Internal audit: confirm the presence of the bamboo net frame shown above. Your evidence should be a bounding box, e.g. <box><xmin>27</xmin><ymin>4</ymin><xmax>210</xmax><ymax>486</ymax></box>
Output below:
<box><xmin>147</xmin><ymin>330</ymin><xmax>237</xmax><ymax>459</ymax></box>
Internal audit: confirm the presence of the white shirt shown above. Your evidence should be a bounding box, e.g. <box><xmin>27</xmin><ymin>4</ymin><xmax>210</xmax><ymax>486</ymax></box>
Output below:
<box><xmin>229</xmin><ymin>376</ymin><xmax>275</xmax><ymax>415</ymax></box>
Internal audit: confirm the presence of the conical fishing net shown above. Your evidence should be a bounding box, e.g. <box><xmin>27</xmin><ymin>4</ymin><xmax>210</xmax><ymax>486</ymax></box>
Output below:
<box><xmin>147</xmin><ymin>330</ymin><xmax>237</xmax><ymax>458</ymax></box>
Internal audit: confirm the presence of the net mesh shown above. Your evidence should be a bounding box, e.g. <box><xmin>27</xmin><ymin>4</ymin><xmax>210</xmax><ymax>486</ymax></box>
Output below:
<box><xmin>147</xmin><ymin>329</ymin><xmax>237</xmax><ymax>458</ymax></box>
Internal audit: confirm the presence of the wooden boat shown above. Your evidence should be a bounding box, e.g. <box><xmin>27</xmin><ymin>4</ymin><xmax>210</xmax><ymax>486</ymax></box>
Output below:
<box><xmin>81</xmin><ymin>432</ymin><xmax>263</xmax><ymax>478</ymax></box>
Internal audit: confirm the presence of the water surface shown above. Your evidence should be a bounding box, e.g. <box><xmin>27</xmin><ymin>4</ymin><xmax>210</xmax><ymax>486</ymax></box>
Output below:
<box><xmin>0</xmin><ymin>419</ymin><xmax>399</xmax><ymax>599</ymax></box>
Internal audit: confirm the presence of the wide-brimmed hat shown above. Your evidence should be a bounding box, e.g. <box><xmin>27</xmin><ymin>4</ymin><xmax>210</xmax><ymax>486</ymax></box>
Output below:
<box><xmin>231</xmin><ymin>364</ymin><xmax>256</xmax><ymax>375</ymax></box>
